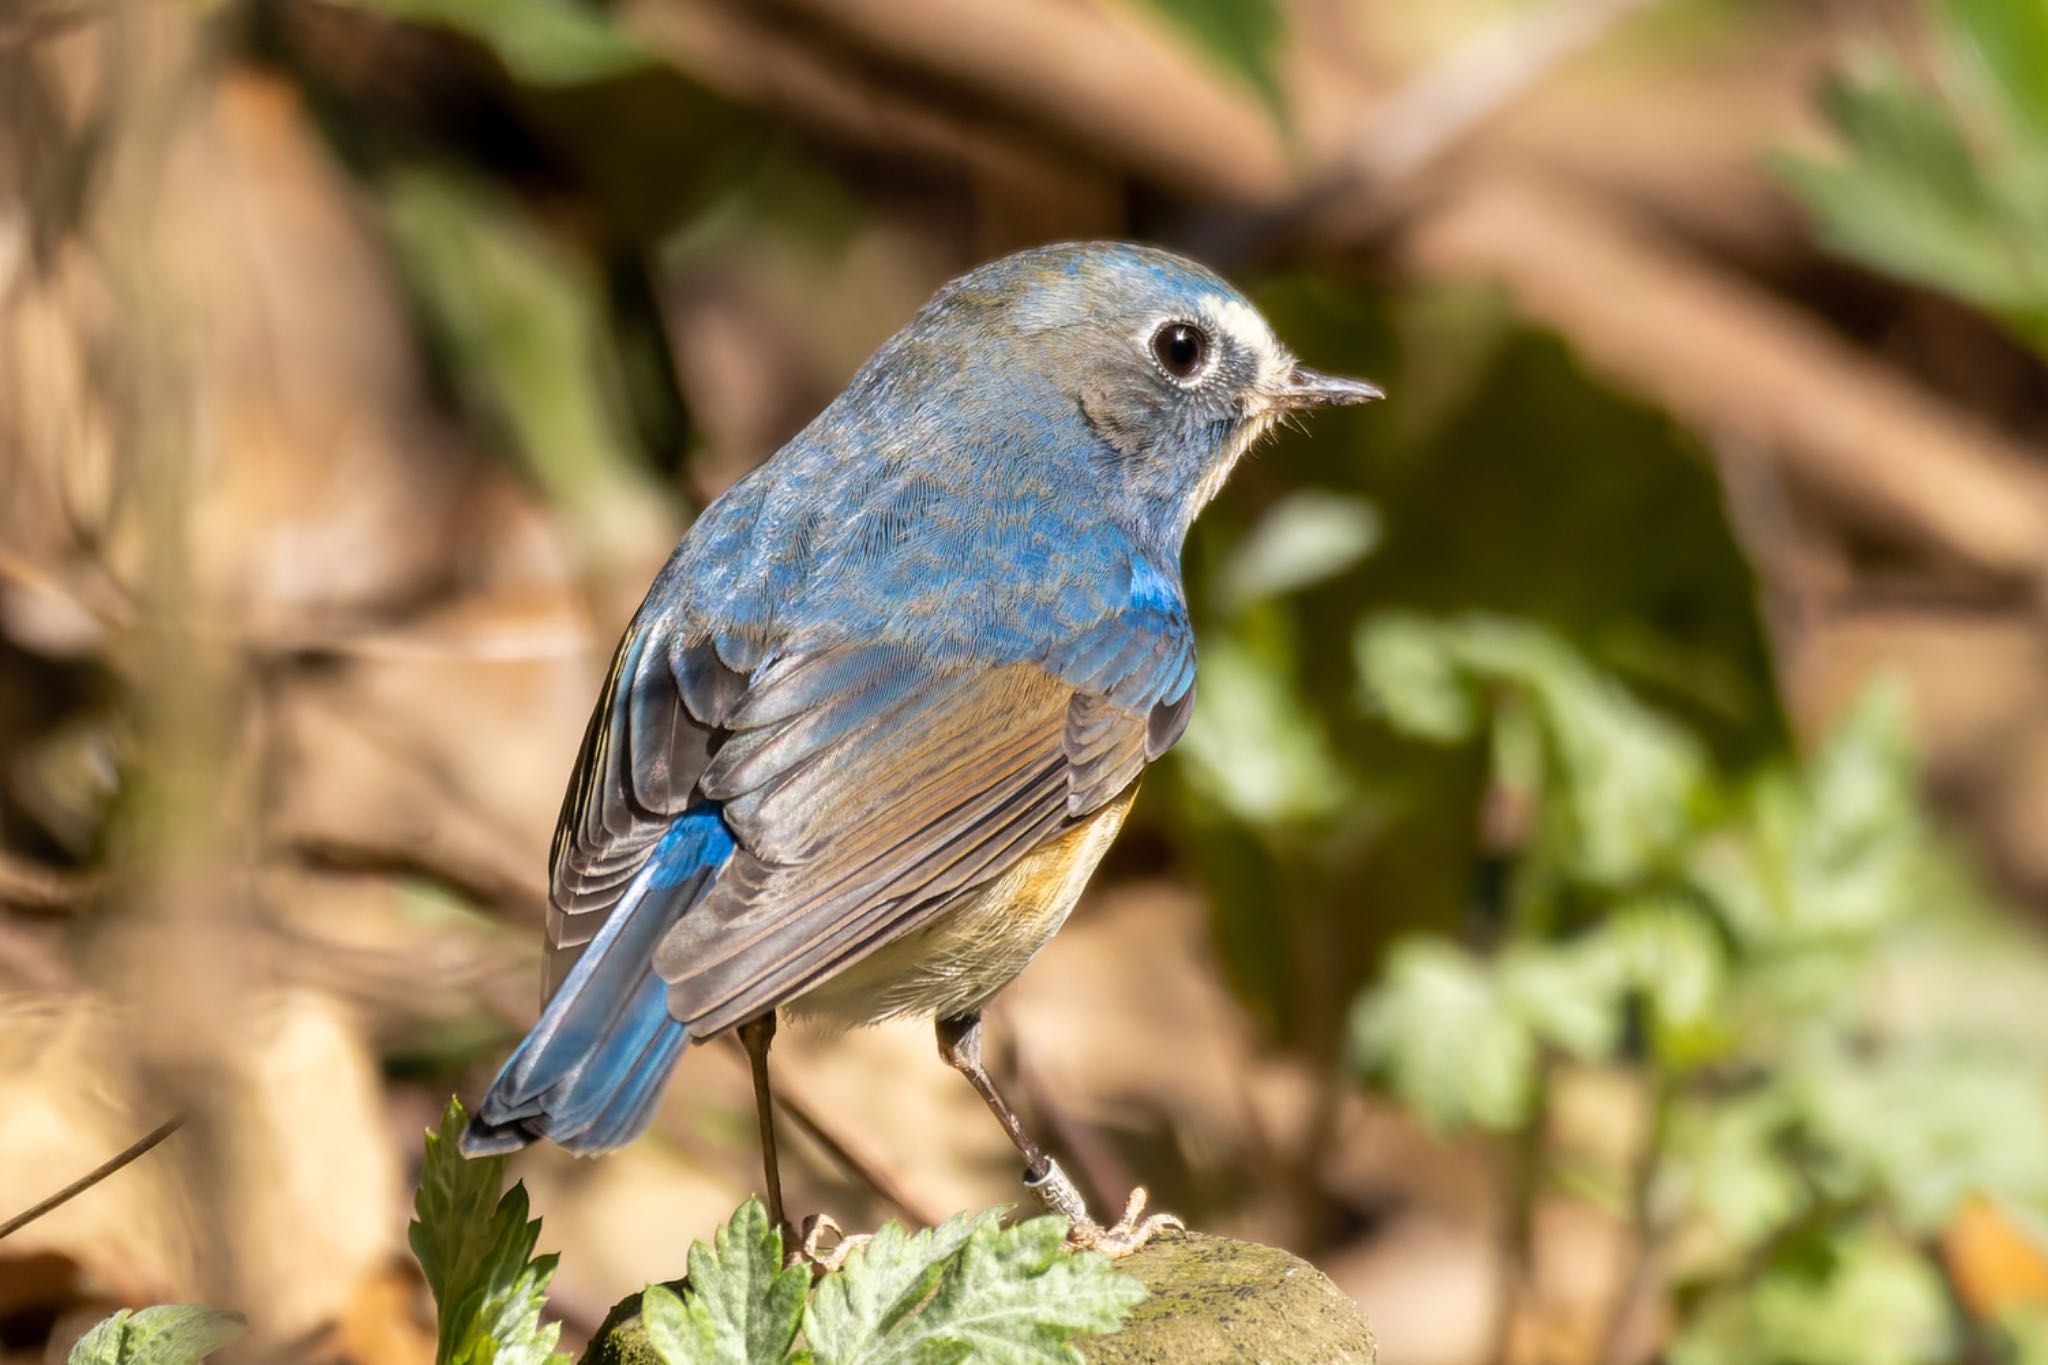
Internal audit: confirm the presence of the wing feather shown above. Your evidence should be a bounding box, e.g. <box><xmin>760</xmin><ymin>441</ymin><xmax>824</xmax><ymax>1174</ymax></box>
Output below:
<box><xmin>544</xmin><ymin>559</ymin><xmax>1199</xmax><ymax>1036</ymax></box>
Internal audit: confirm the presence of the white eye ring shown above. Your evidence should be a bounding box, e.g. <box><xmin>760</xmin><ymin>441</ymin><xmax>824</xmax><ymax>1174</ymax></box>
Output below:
<box><xmin>1148</xmin><ymin>320</ymin><xmax>1214</xmax><ymax>385</ymax></box>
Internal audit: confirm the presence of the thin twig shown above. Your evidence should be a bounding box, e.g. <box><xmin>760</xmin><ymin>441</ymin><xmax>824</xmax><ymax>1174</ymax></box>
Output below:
<box><xmin>1598</xmin><ymin>1077</ymin><xmax>1674</xmax><ymax>1365</ymax></box>
<box><xmin>715</xmin><ymin>1034</ymin><xmax>947</xmax><ymax>1230</ymax></box>
<box><xmin>0</xmin><ymin>1114</ymin><xmax>186</xmax><ymax>1241</ymax></box>
<box><xmin>1342</xmin><ymin>0</ymin><xmax>1669</xmax><ymax>187</ymax></box>
<box><xmin>0</xmin><ymin>851</ymin><xmax>103</xmax><ymax>912</ymax></box>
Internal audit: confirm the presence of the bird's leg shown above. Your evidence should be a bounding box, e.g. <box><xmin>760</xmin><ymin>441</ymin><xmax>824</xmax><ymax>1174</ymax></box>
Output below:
<box><xmin>935</xmin><ymin>1012</ymin><xmax>1182</xmax><ymax>1256</ymax></box>
<box><xmin>741</xmin><ymin>1012</ymin><xmax>871</xmax><ymax>1273</ymax></box>
<box><xmin>738</xmin><ymin>1013</ymin><xmax>794</xmax><ymax>1248</ymax></box>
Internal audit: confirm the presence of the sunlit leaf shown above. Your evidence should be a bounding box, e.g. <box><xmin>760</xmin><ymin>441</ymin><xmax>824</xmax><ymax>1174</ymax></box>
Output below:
<box><xmin>1350</xmin><ymin>938</ymin><xmax>1538</xmax><ymax>1131</ymax></box>
<box><xmin>1775</xmin><ymin>40</ymin><xmax>2048</xmax><ymax>354</ymax></box>
<box><xmin>642</xmin><ymin>1199</ymin><xmax>807</xmax><ymax>1365</ymax></box>
<box><xmin>65</xmin><ymin>1307</ymin><xmax>244</xmax><ymax>1365</ymax></box>
<box><xmin>804</xmin><ymin>1212</ymin><xmax>1144</xmax><ymax>1365</ymax></box>
<box><xmin>409</xmin><ymin>1098</ymin><xmax>568</xmax><ymax>1365</ymax></box>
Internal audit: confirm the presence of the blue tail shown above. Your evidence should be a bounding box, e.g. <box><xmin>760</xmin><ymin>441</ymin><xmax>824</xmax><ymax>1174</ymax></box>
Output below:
<box><xmin>461</xmin><ymin>809</ymin><xmax>735</xmax><ymax>1157</ymax></box>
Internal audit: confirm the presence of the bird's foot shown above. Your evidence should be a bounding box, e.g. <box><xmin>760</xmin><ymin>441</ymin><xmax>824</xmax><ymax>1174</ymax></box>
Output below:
<box><xmin>1068</xmin><ymin>1185</ymin><xmax>1184</xmax><ymax>1257</ymax></box>
<box><xmin>791</xmin><ymin>1212</ymin><xmax>871</xmax><ymax>1274</ymax></box>
<box><xmin>1025</xmin><ymin>1158</ymin><xmax>1184</xmax><ymax>1258</ymax></box>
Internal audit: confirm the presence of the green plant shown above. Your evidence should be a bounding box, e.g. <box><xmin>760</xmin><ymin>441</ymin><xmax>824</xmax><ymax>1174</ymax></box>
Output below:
<box><xmin>409</xmin><ymin>1100</ymin><xmax>1144</xmax><ymax>1365</ymax></box>
<box><xmin>1776</xmin><ymin>0</ymin><xmax>2048</xmax><ymax>356</ymax></box>
<box><xmin>1348</xmin><ymin>612</ymin><xmax>2048</xmax><ymax>1363</ymax></box>
<box><xmin>64</xmin><ymin>1307</ymin><xmax>244</xmax><ymax>1365</ymax></box>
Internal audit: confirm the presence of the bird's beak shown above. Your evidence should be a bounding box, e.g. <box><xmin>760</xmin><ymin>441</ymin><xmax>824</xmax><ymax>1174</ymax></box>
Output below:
<box><xmin>1272</xmin><ymin>364</ymin><xmax>1385</xmax><ymax>410</ymax></box>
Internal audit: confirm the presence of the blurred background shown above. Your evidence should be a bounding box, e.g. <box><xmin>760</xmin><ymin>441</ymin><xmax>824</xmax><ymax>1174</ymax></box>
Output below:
<box><xmin>8</xmin><ymin>0</ymin><xmax>2048</xmax><ymax>1360</ymax></box>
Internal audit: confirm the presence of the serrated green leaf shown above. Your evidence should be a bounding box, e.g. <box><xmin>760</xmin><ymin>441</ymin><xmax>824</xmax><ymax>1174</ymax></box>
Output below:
<box><xmin>642</xmin><ymin>1198</ymin><xmax>806</xmax><ymax>1365</ymax></box>
<box><xmin>327</xmin><ymin>0</ymin><xmax>653</xmax><ymax>86</ymax></box>
<box><xmin>805</xmin><ymin>1213</ymin><xmax>1143</xmax><ymax>1365</ymax></box>
<box><xmin>804</xmin><ymin>1211</ymin><xmax>991</xmax><ymax>1362</ymax></box>
<box><xmin>409</xmin><ymin>1097</ymin><xmax>568</xmax><ymax>1365</ymax></box>
<box><xmin>642</xmin><ymin>1284</ymin><xmax>716</xmax><ymax>1364</ymax></box>
<box><xmin>65</xmin><ymin>1306</ymin><xmax>245</xmax><ymax>1365</ymax></box>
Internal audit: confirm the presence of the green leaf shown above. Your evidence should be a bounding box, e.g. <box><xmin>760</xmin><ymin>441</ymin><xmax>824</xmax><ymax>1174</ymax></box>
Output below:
<box><xmin>65</xmin><ymin>1307</ymin><xmax>245</xmax><ymax>1365</ymax></box>
<box><xmin>1214</xmin><ymin>491</ymin><xmax>1380</xmax><ymax>610</ymax></box>
<box><xmin>1126</xmin><ymin>0</ymin><xmax>1287</xmax><ymax>117</ymax></box>
<box><xmin>1350</xmin><ymin>938</ymin><xmax>1539</xmax><ymax>1131</ymax></box>
<box><xmin>1774</xmin><ymin>43</ymin><xmax>2048</xmax><ymax>355</ymax></box>
<box><xmin>408</xmin><ymin>1097</ymin><xmax>568</xmax><ymax>1365</ymax></box>
<box><xmin>1793</xmin><ymin>1045</ymin><xmax>2048</xmax><ymax>1233</ymax></box>
<box><xmin>804</xmin><ymin>1212</ymin><xmax>1145</xmax><ymax>1365</ymax></box>
<box><xmin>327</xmin><ymin>0</ymin><xmax>653</xmax><ymax>86</ymax></box>
<box><xmin>1660</xmin><ymin>1093</ymin><xmax>1805</xmax><ymax>1271</ymax></box>
<box><xmin>1176</xmin><ymin>623</ymin><xmax>1354</xmax><ymax>824</ymax></box>
<box><xmin>378</xmin><ymin>168</ymin><xmax>675</xmax><ymax>568</ymax></box>
<box><xmin>1669</xmin><ymin>1226</ymin><xmax>1955</xmax><ymax>1365</ymax></box>
<box><xmin>1935</xmin><ymin>0</ymin><xmax>2048</xmax><ymax>143</ymax></box>
<box><xmin>1691</xmin><ymin>679</ymin><xmax>1931</xmax><ymax>952</ymax></box>
<box><xmin>643</xmin><ymin>1198</ymin><xmax>807</xmax><ymax>1365</ymax></box>
<box><xmin>804</xmin><ymin>1212</ymin><xmax>988</xmax><ymax>1362</ymax></box>
<box><xmin>1357</xmin><ymin>614</ymin><xmax>1708</xmax><ymax>887</ymax></box>
<box><xmin>1600</xmin><ymin>898</ymin><xmax>1732</xmax><ymax>1068</ymax></box>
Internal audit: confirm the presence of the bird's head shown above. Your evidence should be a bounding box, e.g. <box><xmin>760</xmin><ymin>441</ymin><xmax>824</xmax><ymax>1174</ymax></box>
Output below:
<box><xmin>875</xmin><ymin>241</ymin><xmax>1382</xmax><ymax>548</ymax></box>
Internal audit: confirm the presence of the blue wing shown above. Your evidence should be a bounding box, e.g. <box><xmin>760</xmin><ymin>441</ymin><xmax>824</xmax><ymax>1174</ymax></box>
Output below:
<box><xmin>467</xmin><ymin>543</ymin><xmax>1193</xmax><ymax>1154</ymax></box>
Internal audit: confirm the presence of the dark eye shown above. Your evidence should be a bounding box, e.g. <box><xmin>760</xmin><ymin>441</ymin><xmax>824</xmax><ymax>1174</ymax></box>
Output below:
<box><xmin>1151</xmin><ymin>322</ymin><xmax>1210</xmax><ymax>381</ymax></box>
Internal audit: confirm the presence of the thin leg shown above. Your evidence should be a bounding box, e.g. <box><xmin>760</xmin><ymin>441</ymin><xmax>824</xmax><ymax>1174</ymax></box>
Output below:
<box><xmin>935</xmin><ymin>1012</ymin><xmax>1181</xmax><ymax>1254</ymax></box>
<box><xmin>935</xmin><ymin>1012</ymin><xmax>1054</xmax><ymax>1178</ymax></box>
<box><xmin>738</xmin><ymin>1012</ymin><xmax>788</xmax><ymax>1237</ymax></box>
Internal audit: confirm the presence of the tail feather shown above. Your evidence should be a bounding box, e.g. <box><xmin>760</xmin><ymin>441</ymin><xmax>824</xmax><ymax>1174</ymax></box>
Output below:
<box><xmin>462</xmin><ymin>809</ymin><xmax>734</xmax><ymax>1158</ymax></box>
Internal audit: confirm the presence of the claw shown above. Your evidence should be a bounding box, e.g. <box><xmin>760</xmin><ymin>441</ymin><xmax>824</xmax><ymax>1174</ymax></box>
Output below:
<box><xmin>1065</xmin><ymin>1185</ymin><xmax>1184</xmax><ymax>1257</ymax></box>
<box><xmin>793</xmin><ymin>1212</ymin><xmax>871</xmax><ymax>1273</ymax></box>
<box><xmin>1025</xmin><ymin>1161</ymin><xmax>1183</xmax><ymax>1257</ymax></box>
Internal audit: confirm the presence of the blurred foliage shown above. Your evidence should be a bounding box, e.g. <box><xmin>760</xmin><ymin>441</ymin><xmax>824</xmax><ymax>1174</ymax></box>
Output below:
<box><xmin>1348</xmin><ymin>618</ymin><xmax>2048</xmax><ymax>1363</ymax></box>
<box><xmin>64</xmin><ymin>1307</ymin><xmax>245</xmax><ymax>1365</ymax></box>
<box><xmin>378</xmin><ymin>165</ymin><xmax>677</xmax><ymax>564</ymax></box>
<box><xmin>412</xmin><ymin>1104</ymin><xmax>1140</xmax><ymax>1365</ymax></box>
<box><xmin>1167</xmin><ymin>276</ymin><xmax>1776</xmax><ymax>1049</ymax></box>
<box><xmin>327</xmin><ymin>0</ymin><xmax>654</xmax><ymax>86</ymax></box>
<box><xmin>1776</xmin><ymin>0</ymin><xmax>2048</xmax><ymax>355</ymax></box>
<box><xmin>1128</xmin><ymin>0</ymin><xmax>1287</xmax><ymax>119</ymax></box>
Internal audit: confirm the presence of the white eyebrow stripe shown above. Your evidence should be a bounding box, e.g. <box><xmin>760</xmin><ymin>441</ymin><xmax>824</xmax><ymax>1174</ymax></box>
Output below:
<box><xmin>1200</xmin><ymin>293</ymin><xmax>1287</xmax><ymax>387</ymax></box>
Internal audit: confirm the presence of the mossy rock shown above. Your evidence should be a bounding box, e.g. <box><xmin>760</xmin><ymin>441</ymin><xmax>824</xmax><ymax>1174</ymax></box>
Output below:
<box><xmin>579</xmin><ymin>1286</ymin><xmax>670</xmax><ymax>1365</ymax></box>
<box><xmin>1078</xmin><ymin>1232</ymin><xmax>1374</xmax><ymax>1364</ymax></box>
<box><xmin>579</xmin><ymin>1232</ymin><xmax>1373</xmax><ymax>1364</ymax></box>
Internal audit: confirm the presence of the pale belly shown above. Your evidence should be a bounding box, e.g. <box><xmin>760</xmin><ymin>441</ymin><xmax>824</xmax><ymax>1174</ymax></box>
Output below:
<box><xmin>786</xmin><ymin>786</ymin><xmax>1137</xmax><ymax>1028</ymax></box>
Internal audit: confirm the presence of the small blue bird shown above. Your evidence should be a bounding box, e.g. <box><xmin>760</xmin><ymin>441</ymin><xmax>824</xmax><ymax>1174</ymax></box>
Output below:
<box><xmin>462</xmin><ymin>241</ymin><xmax>1380</xmax><ymax>1253</ymax></box>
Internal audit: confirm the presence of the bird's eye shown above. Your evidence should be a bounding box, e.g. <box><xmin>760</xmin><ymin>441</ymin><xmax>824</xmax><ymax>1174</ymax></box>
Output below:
<box><xmin>1151</xmin><ymin>322</ymin><xmax>1211</xmax><ymax>382</ymax></box>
